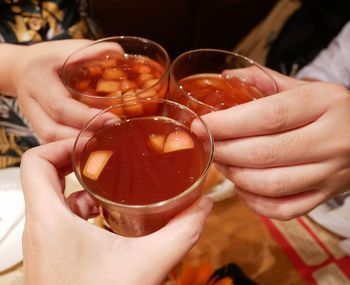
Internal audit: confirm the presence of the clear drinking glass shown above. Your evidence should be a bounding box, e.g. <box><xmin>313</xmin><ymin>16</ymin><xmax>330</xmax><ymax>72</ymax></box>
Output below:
<box><xmin>62</xmin><ymin>36</ymin><xmax>170</xmax><ymax>110</ymax></box>
<box><xmin>169</xmin><ymin>49</ymin><xmax>278</xmax><ymax>198</ymax></box>
<box><xmin>72</xmin><ymin>98</ymin><xmax>213</xmax><ymax>237</ymax></box>
<box><xmin>169</xmin><ymin>49</ymin><xmax>278</xmax><ymax>115</ymax></box>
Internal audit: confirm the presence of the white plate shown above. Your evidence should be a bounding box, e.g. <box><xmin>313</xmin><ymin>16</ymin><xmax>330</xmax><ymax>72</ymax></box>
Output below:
<box><xmin>308</xmin><ymin>194</ymin><xmax>350</xmax><ymax>239</ymax></box>
<box><xmin>0</xmin><ymin>167</ymin><xmax>24</xmax><ymax>272</ymax></box>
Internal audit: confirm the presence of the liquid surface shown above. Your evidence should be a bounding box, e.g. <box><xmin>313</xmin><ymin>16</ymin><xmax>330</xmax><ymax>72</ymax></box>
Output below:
<box><xmin>178</xmin><ymin>73</ymin><xmax>263</xmax><ymax>113</ymax></box>
<box><xmin>80</xmin><ymin>117</ymin><xmax>206</xmax><ymax>205</ymax></box>
<box><xmin>67</xmin><ymin>53</ymin><xmax>165</xmax><ymax>97</ymax></box>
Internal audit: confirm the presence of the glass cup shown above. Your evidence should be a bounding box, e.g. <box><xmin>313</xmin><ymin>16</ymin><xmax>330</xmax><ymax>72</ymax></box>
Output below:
<box><xmin>169</xmin><ymin>49</ymin><xmax>278</xmax><ymax>114</ymax></box>
<box><xmin>72</xmin><ymin>98</ymin><xmax>213</xmax><ymax>237</ymax></box>
<box><xmin>169</xmin><ymin>49</ymin><xmax>278</xmax><ymax>198</ymax></box>
<box><xmin>61</xmin><ymin>36</ymin><xmax>170</xmax><ymax>110</ymax></box>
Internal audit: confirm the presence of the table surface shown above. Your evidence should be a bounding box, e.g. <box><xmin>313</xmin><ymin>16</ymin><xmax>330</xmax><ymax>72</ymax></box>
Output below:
<box><xmin>0</xmin><ymin>193</ymin><xmax>327</xmax><ymax>285</ymax></box>
<box><xmin>180</xmin><ymin>195</ymin><xmax>306</xmax><ymax>285</ymax></box>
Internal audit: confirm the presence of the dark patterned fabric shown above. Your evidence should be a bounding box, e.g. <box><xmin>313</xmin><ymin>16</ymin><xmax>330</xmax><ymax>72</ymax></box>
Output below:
<box><xmin>0</xmin><ymin>96</ymin><xmax>38</xmax><ymax>168</ymax></box>
<box><xmin>0</xmin><ymin>0</ymin><xmax>96</xmax><ymax>168</ymax></box>
<box><xmin>0</xmin><ymin>0</ymin><xmax>96</xmax><ymax>43</ymax></box>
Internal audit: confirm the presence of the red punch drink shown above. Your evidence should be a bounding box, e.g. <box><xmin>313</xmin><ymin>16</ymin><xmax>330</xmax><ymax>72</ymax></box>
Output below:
<box><xmin>73</xmin><ymin>99</ymin><xmax>213</xmax><ymax>236</ymax></box>
<box><xmin>80</xmin><ymin>117</ymin><xmax>206</xmax><ymax>205</ymax></box>
<box><xmin>66</xmin><ymin>54</ymin><xmax>165</xmax><ymax>97</ymax></box>
<box><xmin>175</xmin><ymin>73</ymin><xmax>263</xmax><ymax>115</ymax></box>
<box><xmin>62</xmin><ymin>36</ymin><xmax>170</xmax><ymax>110</ymax></box>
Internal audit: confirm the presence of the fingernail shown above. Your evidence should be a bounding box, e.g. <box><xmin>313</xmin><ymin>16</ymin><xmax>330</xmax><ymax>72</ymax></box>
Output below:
<box><xmin>89</xmin><ymin>203</ymin><xmax>100</xmax><ymax>216</ymax></box>
<box><xmin>222</xmin><ymin>70</ymin><xmax>232</xmax><ymax>80</ymax></box>
<box><xmin>191</xmin><ymin>119</ymin><xmax>201</xmax><ymax>131</ymax></box>
<box><xmin>191</xmin><ymin>119</ymin><xmax>205</xmax><ymax>138</ymax></box>
<box><xmin>223</xmin><ymin>71</ymin><xmax>246</xmax><ymax>82</ymax></box>
<box><xmin>198</xmin><ymin>196</ymin><xmax>213</xmax><ymax>215</ymax></box>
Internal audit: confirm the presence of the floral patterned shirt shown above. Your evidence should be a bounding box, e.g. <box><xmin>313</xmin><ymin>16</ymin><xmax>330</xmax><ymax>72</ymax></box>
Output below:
<box><xmin>0</xmin><ymin>0</ymin><xmax>97</xmax><ymax>168</ymax></box>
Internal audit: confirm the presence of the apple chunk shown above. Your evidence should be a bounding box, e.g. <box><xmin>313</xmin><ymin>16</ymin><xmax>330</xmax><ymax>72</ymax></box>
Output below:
<box><xmin>103</xmin><ymin>68</ymin><xmax>126</xmax><ymax>80</ymax></box>
<box><xmin>148</xmin><ymin>134</ymin><xmax>165</xmax><ymax>153</ymax></box>
<box><xmin>163</xmin><ymin>131</ymin><xmax>194</xmax><ymax>153</ymax></box>
<box><xmin>96</xmin><ymin>80</ymin><xmax>120</xmax><ymax>93</ymax></box>
<box><xmin>88</xmin><ymin>65</ymin><xmax>103</xmax><ymax>77</ymax></box>
<box><xmin>83</xmin><ymin>150</ymin><xmax>113</xmax><ymax>181</ymax></box>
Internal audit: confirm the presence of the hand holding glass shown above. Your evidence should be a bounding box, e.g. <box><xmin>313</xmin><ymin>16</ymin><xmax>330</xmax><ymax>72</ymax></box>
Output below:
<box><xmin>73</xmin><ymin>98</ymin><xmax>213</xmax><ymax>236</ymax></box>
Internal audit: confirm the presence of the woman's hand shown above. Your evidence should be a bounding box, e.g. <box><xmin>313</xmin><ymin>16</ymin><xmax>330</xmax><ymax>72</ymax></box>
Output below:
<box><xmin>193</xmin><ymin>69</ymin><xmax>350</xmax><ymax>220</ymax></box>
<box><xmin>20</xmin><ymin>139</ymin><xmax>213</xmax><ymax>285</ymax></box>
<box><xmin>7</xmin><ymin>40</ymin><xmax>104</xmax><ymax>142</ymax></box>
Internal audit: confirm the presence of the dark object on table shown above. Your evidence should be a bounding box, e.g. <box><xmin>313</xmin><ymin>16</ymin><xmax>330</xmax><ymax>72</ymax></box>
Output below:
<box><xmin>209</xmin><ymin>263</ymin><xmax>258</xmax><ymax>285</ymax></box>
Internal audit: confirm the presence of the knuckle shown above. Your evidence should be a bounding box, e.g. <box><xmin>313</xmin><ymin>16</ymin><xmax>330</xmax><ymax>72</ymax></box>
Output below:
<box><xmin>274</xmin><ymin>209</ymin><xmax>297</xmax><ymax>221</ymax></box>
<box><xmin>232</xmin><ymin>171</ymin><xmax>260</xmax><ymax>193</ymax></box>
<box><xmin>178</xmin><ymin>216</ymin><xmax>203</xmax><ymax>245</ymax></box>
<box><xmin>261</xmin><ymin>175</ymin><xmax>288</xmax><ymax>197</ymax></box>
<box><xmin>249</xmin><ymin>143</ymin><xmax>278</xmax><ymax>167</ymax></box>
<box><xmin>274</xmin><ymin>202</ymin><xmax>304</xmax><ymax>220</ymax></box>
<box><xmin>241</xmin><ymin>194</ymin><xmax>297</xmax><ymax>220</ymax></box>
<box><xmin>40</xmin><ymin>128</ymin><xmax>57</xmax><ymax>143</ymax></box>
<box><xmin>254</xmin><ymin>204</ymin><xmax>296</xmax><ymax>221</ymax></box>
<box><xmin>226</xmin><ymin>168</ymin><xmax>245</xmax><ymax>187</ymax></box>
<box><xmin>324</xmin><ymin>82</ymin><xmax>349</xmax><ymax>100</ymax></box>
<box><xmin>185</xmin><ymin>225</ymin><xmax>201</xmax><ymax>245</ymax></box>
<box><xmin>21</xmin><ymin>148</ymin><xmax>36</xmax><ymax>164</ymax></box>
<box><xmin>48</xmin><ymin>99</ymin><xmax>66</xmax><ymax>120</ymax></box>
<box><xmin>261</xmin><ymin>100</ymin><xmax>289</xmax><ymax>132</ymax></box>
<box><xmin>311</xmin><ymin>82</ymin><xmax>350</xmax><ymax>105</ymax></box>
<box><xmin>215</xmin><ymin>141</ymin><xmax>235</xmax><ymax>163</ymax></box>
<box><xmin>241</xmin><ymin>199</ymin><xmax>268</xmax><ymax>217</ymax></box>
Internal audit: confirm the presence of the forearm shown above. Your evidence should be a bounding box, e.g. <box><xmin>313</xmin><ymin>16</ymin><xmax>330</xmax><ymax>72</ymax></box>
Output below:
<box><xmin>0</xmin><ymin>43</ymin><xmax>26</xmax><ymax>96</ymax></box>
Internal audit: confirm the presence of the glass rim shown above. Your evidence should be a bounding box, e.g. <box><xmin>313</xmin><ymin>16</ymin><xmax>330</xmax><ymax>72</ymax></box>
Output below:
<box><xmin>72</xmin><ymin>97</ymin><xmax>214</xmax><ymax>209</ymax></box>
<box><xmin>61</xmin><ymin>35</ymin><xmax>171</xmax><ymax>99</ymax></box>
<box><xmin>170</xmin><ymin>48</ymin><xmax>278</xmax><ymax>111</ymax></box>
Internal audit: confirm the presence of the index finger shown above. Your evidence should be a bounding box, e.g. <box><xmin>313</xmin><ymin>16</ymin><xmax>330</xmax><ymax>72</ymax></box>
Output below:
<box><xmin>193</xmin><ymin>83</ymin><xmax>329</xmax><ymax>140</ymax></box>
<box><xmin>20</xmin><ymin>139</ymin><xmax>77</xmax><ymax>213</ymax></box>
<box><xmin>34</xmin><ymin>73</ymin><xmax>104</xmax><ymax>129</ymax></box>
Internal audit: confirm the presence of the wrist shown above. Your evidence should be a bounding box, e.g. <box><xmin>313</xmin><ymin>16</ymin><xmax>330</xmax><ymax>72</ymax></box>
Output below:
<box><xmin>0</xmin><ymin>44</ymin><xmax>27</xmax><ymax>96</ymax></box>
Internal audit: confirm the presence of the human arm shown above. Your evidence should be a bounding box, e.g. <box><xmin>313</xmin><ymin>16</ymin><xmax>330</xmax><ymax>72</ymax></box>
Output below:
<box><xmin>20</xmin><ymin>139</ymin><xmax>212</xmax><ymax>285</ymax></box>
<box><xmin>193</xmin><ymin>69</ymin><xmax>350</xmax><ymax>220</ymax></box>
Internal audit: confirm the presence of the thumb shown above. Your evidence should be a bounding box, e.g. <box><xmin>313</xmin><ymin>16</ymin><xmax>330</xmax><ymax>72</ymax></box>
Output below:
<box><xmin>133</xmin><ymin>197</ymin><xmax>213</xmax><ymax>283</ymax></box>
<box><xmin>258</xmin><ymin>67</ymin><xmax>305</xmax><ymax>91</ymax></box>
<box><xmin>222</xmin><ymin>66</ymin><xmax>304</xmax><ymax>94</ymax></box>
<box><xmin>155</xmin><ymin>196</ymin><xmax>213</xmax><ymax>249</ymax></box>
